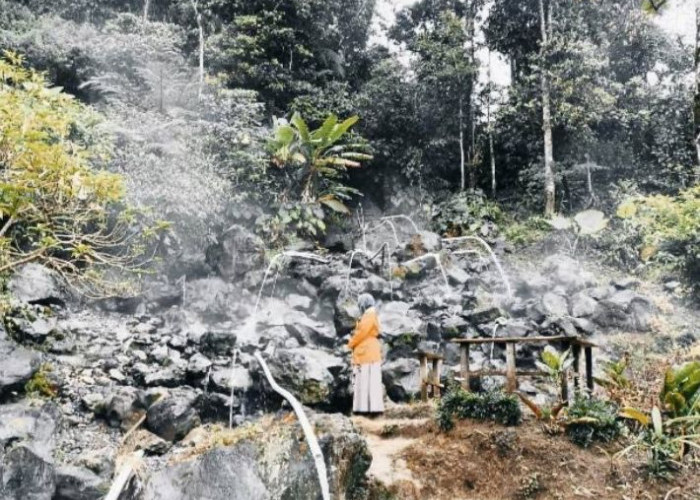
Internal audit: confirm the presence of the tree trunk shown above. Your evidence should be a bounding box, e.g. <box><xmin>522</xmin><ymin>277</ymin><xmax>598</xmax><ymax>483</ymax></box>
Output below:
<box><xmin>487</xmin><ymin>50</ymin><xmax>496</xmax><ymax>199</ymax></box>
<box><xmin>143</xmin><ymin>0</ymin><xmax>150</xmax><ymax>22</ymax></box>
<box><xmin>695</xmin><ymin>0</ymin><xmax>700</xmax><ymax>184</ymax></box>
<box><xmin>192</xmin><ymin>0</ymin><xmax>204</xmax><ymax>100</ymax></box>
<box><xmin>468</xmin><ymin>1</ymin><xmax>477</xmax><ymax>190</ymax></box>
<box><xmin>459</xmin><ymin>94</ymin><xmax>466</xmax><ymax>192</ymax></box>
<box><xmin>539</xmin><ymin>0</ymin><xmax>556</xmax><ymax>216</ymax></box>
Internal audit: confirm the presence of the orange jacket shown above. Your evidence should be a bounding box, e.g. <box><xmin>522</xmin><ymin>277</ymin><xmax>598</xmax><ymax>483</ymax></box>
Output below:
<box><xmin>347</xmin><ymin>307</ymin><xmax>382</xmax><ymax>365</ymax></box>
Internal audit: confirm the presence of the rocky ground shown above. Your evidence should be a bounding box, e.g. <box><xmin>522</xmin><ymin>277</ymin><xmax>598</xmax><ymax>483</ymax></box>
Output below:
<box><xmin>1</xmin><ymin>225</ymin><xmax>698</xmax><ymax>499</ymax></box>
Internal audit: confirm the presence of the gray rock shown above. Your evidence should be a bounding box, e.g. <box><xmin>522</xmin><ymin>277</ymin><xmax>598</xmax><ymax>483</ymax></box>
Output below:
<box><xmin>200</xmin><ymin>330</ymin><xmax>237</xmax><ymax>356</ymax></box>
<box><xmin>9</xmin><ymin>316</ymin><xmax>58</xmax><ymax>343</ymax></box>
<box><xmin>141</xmin><ymin>413</ymin><xmax>369</xmax><ymax>500</ymax></box>
<box><xmin>287</xmin><ymin>293</ymin><xmax>313</xmax><ymax>312</ymax></box>
<box><xmin>144</xmin><ymin>366</ymin><xmax>186</xmax><ymax>388</ymax></box>
<box><xmin>146</xmin><ymin>388</ymin><xmax>201</xmax><ymax>442</ymax></box>
<box><xmin>383</xmin><ymin>358</ymin><xmax>419</xmax><ymax>401</ymax></box>
<box><xmin>379</xmin><ymin>301</ymin><xmax>423</xmax><ymax>338</ymax></box>
<box><xmin>407</xmin><ymin>231</ymin><xmax>442</xmax><ymax>255</ymax></box>
<box><xmin>210</xmin><ymin>367</ymin><xmax>252</xmax><ymax>394</ymax></box>
<box><xmin>611</xmin><ymin>277</ymin><xmax>640</xmax><ymax>290</ymax></box>
<box><xmin>542</xmin><ymin>255</ymin><xmax>597</xmax><ymax>292</ymax></box>
<box><xmin>267</xmin><ymin>348</ymin><xmax>346</xmax><ymax>407</ymax></box>
<box><xmin>445</xmin><ymin>264</ymin><xmax>470</xmax><ymax>285</ymax></box>
<box><xmin>7</xmin><ymin>263</ymin><xmax>67</xmax><ymax>305</ymax></box>
<box><xmin>334</xmin><ymin>298</ymin><xmax>361</xmax><ymax>336</ymax></box>
<box><xmin>0</xmin><ymin>401</ymin><xmax>59</xmax><ymax>500</ymax></box>
<box><xmin>54</xmin><ymin>465</ymin><xmax>106</xmax><ymax>500</ymax></box>
<box><xmin>102</xmin><ymin>386</ymin><xmax>143</xmax><ymax>430</ymax></box>
<box><xmin>186</xmin><ymin>353</ymin><xmax>212</xmax><ymax>378</ymax></box>
<box><xmin>462</xmin><ymin>306</ymin><xmax>503</xmax><ymax>326</ymax></box>
<box><xmin>570</xmin><ymin>293</ymin><xmax>597</xmax><ymax>318</ymax></box>
<box><xmin>541</xmin><ymin>292</ymin><xmax>569</xmax><ymax>317</ymax></box>
<box><xmin>205</xmin><ymin>224</ymin><xmax>265</xmax><ymax>280</ymax></box>
<box><xmin>0</xmin><ymin>335</ymin><xmax>41</xmax><ymax>396</ymax></box>
<box><xmin>145</xmin><ymin>281</ymin><xmax>183</xmax><ymax>309</ymax></box>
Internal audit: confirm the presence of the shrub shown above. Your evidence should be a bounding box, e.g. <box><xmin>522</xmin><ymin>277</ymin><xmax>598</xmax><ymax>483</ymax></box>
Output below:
<box><xmin>431</xmin><ymin>191</ymin><xmax>503</xmax><ymax>238</ymax></box>
<box><xmin>565</xmin><ymin>395</ymin><xmax>622</xmax><ymax>448</ymax></box>
<box><xmin>437</xmin><ymin>387</ymin><xmax>522</xmax><ymax>431</ymax></box>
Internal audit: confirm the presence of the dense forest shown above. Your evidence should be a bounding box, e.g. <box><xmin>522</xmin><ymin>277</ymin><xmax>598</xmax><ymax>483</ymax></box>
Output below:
<box><xmin>1</xmin><ymin>1</ymin><xmax>700</xmax><ymax>499</ymax></box>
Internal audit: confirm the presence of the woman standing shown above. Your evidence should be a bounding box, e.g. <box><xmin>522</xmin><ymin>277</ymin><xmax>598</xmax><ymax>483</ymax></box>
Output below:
<box><xmin>347</xmin><ymin>293</ymin><xmax>384</xmax><ymax>415</ymax></box>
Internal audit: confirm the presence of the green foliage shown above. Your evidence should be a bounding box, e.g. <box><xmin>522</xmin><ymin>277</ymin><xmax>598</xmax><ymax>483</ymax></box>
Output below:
<box><xmin>565</xmin><ymin>395</ymin><xmax>622</xmax><ymax>448</ymax></box>
<box><xmin>25</xmin><ymin>363</ymin><xmax>58</xmax><ymax>398</ymax></box>
<box><xmin>502</xmin><ymin>216</ymin><xmax>552</xmax><ymax>246</ymax></box>
<box><xmin>269</xmin><ymin>112</ymin><xmax>371</xmax><ymax>220</ymax></box>
<box><xmin>614</xmin><ymin>186</ymin><xmax>700</xmax><ymax>297</ymax></box>
<box><xmin>535</xmin><ymin>346</ymin><xmax>574</xmax><ymax>385</ymax></box>
<box><xmin>431</xmin><ymin>191</ymin><xmax>503</xmax><ymax>238</ymax></box>
<box><xmin>0</xmin><ymin>52</ymin><xmax>162</xmax><ymax>296</ymax></box>
<box><xmin>619</xmin><ymin>406</ymin><xmax>700</xmax><ymax>478</ymax></box>
<box><xmin>437</xmin><ymin>387</ymin><xmax>522</xmax><ymax>431</ymax></box>
<box><xmin>659</xmin><ymin>362</ymin><xmax>700</xmax><ymax>418</ymax></box>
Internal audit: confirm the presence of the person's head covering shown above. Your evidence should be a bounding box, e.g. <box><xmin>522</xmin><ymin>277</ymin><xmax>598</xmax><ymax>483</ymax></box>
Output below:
<box><xmin>357</xmin><ymin>293</ymin><xmax>375</xmax><ymax>313</ymax></box>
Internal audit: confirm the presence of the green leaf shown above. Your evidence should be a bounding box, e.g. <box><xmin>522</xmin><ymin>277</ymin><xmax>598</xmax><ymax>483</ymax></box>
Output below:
<box><xmin>291</xmin><ymin>112</ymin><xmax>310</xmax><ymax>142</ymax></box>
<box><xmin>319</xmin><ymin>197</ymin><xmax>350</xmax><ymax>214</ymax></box>
<box><xmin>328</xmin><ymin>115</ymin><xmax>359</xmax><ymax>143</ymax></box>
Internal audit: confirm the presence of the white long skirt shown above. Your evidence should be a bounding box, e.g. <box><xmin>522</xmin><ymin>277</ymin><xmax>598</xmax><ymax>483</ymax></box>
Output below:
<box><xmin>352</xmin><ymin>362</ymin><xmax>384</xmax><ymax>413</ymax></box>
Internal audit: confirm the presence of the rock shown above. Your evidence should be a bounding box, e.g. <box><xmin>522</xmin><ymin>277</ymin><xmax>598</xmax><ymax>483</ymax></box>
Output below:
<box><xmin>570</xmin><ymin>293</ymin><xmax>597</xmax><ymax>318</ymax></box>
<box><xmin>462</xmin><ymin>306</ymin><xmax>503</xmax><ymax>326</ymax></box>
<box><xmin>185</xmin><ymin>278</ymin><xmax>239</xmax><ymax>321</ymax></box>
<box><xmin>9</xmin><ymin>316</ymin><xmax>58</xmax><ymax>343</ymax></box>
<box><xmin>128</xmin><ymin>429</ymin><xmax>171</xmax><ymax>456</ymax></box>
<box><xmin>200</xmin><ymin>330</ymin><xmax>237</xmax><ymax>356</ymax></box>
<box><xmin>287</xmin><ymin>293</ymin><xmax>313</xmax><ymax>312</ymax></box>
<box><xmin>664</xmin><ymin>281</ymin><xmax>681</xmax><ymax>292</ymax></box>
<box><xmin>147</xmin><ymin>388</ymin><xmax>201</xmax><ymax>442</ymax></box>
<box><xmin>144</xmin><ymin>366</ymin><xmax>186</xmax><ymax>388</ymax></box>
<box><xmin>0</xmin><ymin>401</ymin><xmax>59</xmax><ymax>500</ymax></box>
<box><xmin>145</xmin><ymin>281</ymin><xmax>183</xmax><ymax>309</ymax></box>
<box><xmin>7</xmin><ymin>263</ymin><xmax>67</xmax><ymax>306</ymax></box>
<box><xmin>593</xmin><ymin>290</ymin><xmax>656</xmax><ymax>331</ymax></box>
<box><xmin>267</xmin><ymin>348</ymin><xmax>346</xmax><ymax>407</ymax></box>
<box><xmin>141</xmin><ymin>413</ymin><xmax>369</xmax><ymax>500</ymax></box>
<box><xmin>0</xmin><ymin>444</ymin><xmax>56</xmax><ymax>500</ymax></box>
<box><xmin>572</xmin><ymin>318</ymin><xmax>596</xmax><ymax>336</ymax></box>
<box><xmin>187</xmin><ymin>353</ymin><xmax>212</xmax><ymax>378</ymax></box>
<box><xmin>102</xmin><ymin>386</ymin><xmax>144</xmax><ymax>430</ymax></box>
<box><xmin>210</xmin><ymin>367</ymin><xmax>252</xmax><ymax>394</ymax></box>
<box><xmin>54</xmin><ymin>465</ymin><xmax>106</xmax><ymax>500</ymax></box>
<box><xmin>334</xmin><ymin>298</ymin><xmax>361</xmax><ymax>336</ymax></box>
<box><xmin>0</xmin><ymin>334</ymin><xmax>41</xmax><ymax>396</ymax></box>
<box><xmin>541</xmin><ymin>292</ymin><xmax>569</xmax><ymax>317</ymax></box>
<box><xmin>383</xmin><ymin>358</ymin><xmax>419</xmax><ymax>401</ymax></box>
<box><xmin>205</xmin><ymin>224</ymin><xmax>265</xmax><ymax>280</ymax></box>
<box><xmin>676</xmin><ymin>332</ymin><xmax>697</xmax><ymax>349</ymax></box>
<box><xmin>542</xmin><ymin>255</ymin><xmax>596</xmax><ymax>293</ymax></box>
<box><xmin>440</xmin><ymin>315</ymin><xmax>470</xmax><ymax>339</ymax></box>
<box><xmin>379</xmin><ymin>302</ymin><xmax>423</xmax><ymax>338</ymax></box>
<box><xmin>75</xmin><ymin>447</ymin><xmax>116</xmax><ymax>476</ymax></box>
<box><xmin>611</xmin><ymin>277</ymin><xmax>640</xmax><ymax>290</ymax></box>
<box><xmin>445</xmin><ymin>264</ymin><xmax>470</xmax><ymax>285</ymax></box>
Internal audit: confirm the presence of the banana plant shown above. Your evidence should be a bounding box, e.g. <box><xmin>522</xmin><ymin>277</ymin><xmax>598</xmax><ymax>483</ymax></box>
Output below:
<box><xmin>269</xmin><ymin>112</ymin><xmax>372</xmax><ymax>213</ymax></box>
<box><xmin>536</xmin><ymin>346</ymin><xmax>574</xmax><ymax>386</ymax></box>
<box><xmin>594</xmin><ymin>354</ymin><xmax>630</xmax><ymax>404</ymax></box>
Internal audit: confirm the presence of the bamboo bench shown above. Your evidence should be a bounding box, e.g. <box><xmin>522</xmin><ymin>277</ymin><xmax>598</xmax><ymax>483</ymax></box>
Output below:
<box><xmin>451</xmin><ymin>335</ymin><xmax>596</xmax><ymax>401</ymax></box>
<box><xmin>417</xmin><ymin>351</ymin><xmax>444</xmax><ymax>402</ymax></box>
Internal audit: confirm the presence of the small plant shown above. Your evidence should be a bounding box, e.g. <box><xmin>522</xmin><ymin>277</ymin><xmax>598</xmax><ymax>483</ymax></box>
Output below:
<box><xmin>437</xmin><ymin>387</ymin><xmax>522</xmax><ymax>431</ymax></box>
<box><xmin>565</xmin><ymin>395</ymin><xmax>622</xmax><ymax>448</ymax></box>
<box><xmin>516</xmin><ymin>472</ymin><xmax>543</xmax><ymax>499</ymax></box>
<box><xmin>618</xmin><ymin>406</ymin><xmax>700</xmax><ymax>478</ymax></box>
<box><xmin>431</xmin><ymin>191</ymin><xmax>503</xmax><ymax>238</ymax></box>
<box><xmin>25</xmin><ymin>363</ymin><xmax>58</xmax><ymax>398</ymax></box>
<box><xmin>594</xmin><ymin>354</ymin><xmax>630</xmax><ymax>404</ymax></box>
<box><xmin>515</xmin><ymin>392</ymin><xmax>566</xmax><ymax>434</ymax></box>
<box><xmin>536</xmin><ymin>346</ymin><xmax>573</xmax><ymax>387</ymax></box>
<box><xmin>659</xmin><ymin>361</ymin><xmax>700</xmax><ymax>418</ymax></box>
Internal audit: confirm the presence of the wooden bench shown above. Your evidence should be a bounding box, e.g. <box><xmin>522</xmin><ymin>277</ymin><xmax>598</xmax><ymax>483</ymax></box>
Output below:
<box><xmin>451</xmin><ymin>335</ymin><xmax>596</xmax><ymax>401</ymax></box>
<box><xmin>417</xmin><ymin>351</ymin><xmax>444</xmax><ymax>402</ymax></box>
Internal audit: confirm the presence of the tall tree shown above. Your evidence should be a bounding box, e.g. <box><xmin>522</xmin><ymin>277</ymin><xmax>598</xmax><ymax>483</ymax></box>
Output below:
<box><xmin>539</xmin><ymin>0</ymin><xmax>555</xmax><ymax>216</ymax></box>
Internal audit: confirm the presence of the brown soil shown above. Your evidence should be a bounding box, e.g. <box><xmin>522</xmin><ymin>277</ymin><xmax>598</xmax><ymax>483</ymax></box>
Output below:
<box><xmin>359</xmin><ymin>412</ymin><xmax>700</xmax><ymax>500</ymax></box>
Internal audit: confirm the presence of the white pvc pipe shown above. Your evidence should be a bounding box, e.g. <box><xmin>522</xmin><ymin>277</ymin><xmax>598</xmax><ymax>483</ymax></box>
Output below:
<box><xmin>254</xmin><ymin>351</ymin><xmax>330</xmax><ymax>500</ymax></box>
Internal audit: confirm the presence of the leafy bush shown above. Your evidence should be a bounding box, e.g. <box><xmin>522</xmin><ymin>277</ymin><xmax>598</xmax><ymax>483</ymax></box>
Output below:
<box><xmin>659</xmin><ymin>361</ymin><xmax>700</xmax><ymax>418</ymax></box>
<box><xmin>565</xmin><ymin>395</ymin><xmax>622</xmax><ymax>448</ymax></box>
<box><xmin>437</xmin><ymin>388</ymin><xmax>522</xmax><ymax>431</ymax></box>
<box><xmin>431</xmin><ymin>191</ymin><xmax>503</xmax><ymax>238</ymax></box>
<box><xmin>502</xmin><ymin>216</ymin><xmax>552</xmax><ymax>246</ymax></box>
<box><xmin>614</xmin><ymin>186</ymin><xmax>700</xmax><ymax>297</ymax></box>
<box><xmin>0</xmin><ymin>52</ymin><xmax>163</xmax><ymax>297</ymax></box>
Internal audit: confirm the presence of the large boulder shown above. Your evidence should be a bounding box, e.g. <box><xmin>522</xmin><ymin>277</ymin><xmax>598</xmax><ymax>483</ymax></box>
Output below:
<box><xmin>7</xmin><ymin>264</ymin><xmax>68</xmax><ymax>306</ymax></box>
<box><xmin>140</xmin><ymin>413</ymin><xmax>370</xmax><ymax>500</ymax></box>
<box><xmin>0</xmin><ymin>330</ymin><xmax>41</xmax><ymax>397</ymax></box>
<box><xmin>205</xmin><ymin>224</ymin><xmax>265</xmax><ymax>280</ymax></box>
<box><xmin>54</xmin><ymin>465</ymin><xmax>106</xmax><ymax>500</ymax></box>
<box><xmin>146</xmin><ymin>388</ymin><xmax>201</xmax><ymax>442</ymax></box>
<box><xmin>0</xmin><ymin>401</ymin><xmax>60</xmax><ymax>500</ymax></box>
<box><xmin>542</xmin><ymin>255</ymin><xmax>597</xmax><ymax>293</ymax></box>
<box><xmin>383</xmin><ymin>358</ymin><xmax>420</xmax><ymax>401</ymax></box>
<box><xmin>266</xmin><ymin>348</ymin><xmax>347</xmax><ymax>407</ymax></box>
